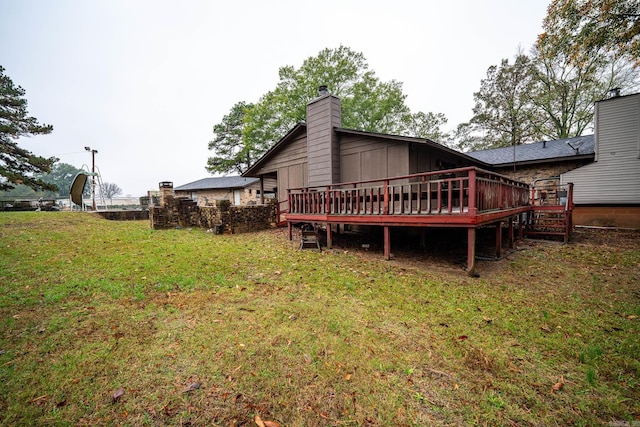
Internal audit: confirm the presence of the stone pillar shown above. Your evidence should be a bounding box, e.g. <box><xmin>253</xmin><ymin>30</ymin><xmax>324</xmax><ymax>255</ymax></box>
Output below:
<box><xmin>159</xmin><ymin>181</ymin><xmax>174</xmax><ymax>208</ymax></box>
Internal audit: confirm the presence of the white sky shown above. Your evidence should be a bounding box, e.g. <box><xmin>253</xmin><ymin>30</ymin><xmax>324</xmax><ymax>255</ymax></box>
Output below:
<box><xmin>1</xmin><ymin>0</ymin><xmax>550</xmax><ymax>196</ymax></box>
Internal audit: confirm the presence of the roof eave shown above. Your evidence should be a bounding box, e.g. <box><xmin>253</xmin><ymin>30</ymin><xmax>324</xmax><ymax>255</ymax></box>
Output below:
<box><xmin>489</xmin><ymin>153</ymin><xmax>595</xmax><ymax>168</ymax></box>
<box><xmin>243</xmin><ymin>123</ymin><xmax>307</xmax><ymax>177</ymax></box>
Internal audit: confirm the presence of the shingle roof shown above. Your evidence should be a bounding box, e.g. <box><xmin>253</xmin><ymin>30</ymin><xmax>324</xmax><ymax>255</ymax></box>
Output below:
<box><xmin>174</xmin><ymin>176</ymin><xmax>259</xmax><ymax>191</ymax></box>
<box><xmin>466</xmin><ymin>135</ymin><xmax>595</xmax><ymax>166</ymax></box>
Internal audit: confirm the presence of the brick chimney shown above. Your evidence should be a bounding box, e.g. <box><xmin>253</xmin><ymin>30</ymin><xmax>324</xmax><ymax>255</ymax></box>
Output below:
<box><xmin>306</xmin><ymin>86</ymin><xmax>341</xmax><ymax>186</ymax></box>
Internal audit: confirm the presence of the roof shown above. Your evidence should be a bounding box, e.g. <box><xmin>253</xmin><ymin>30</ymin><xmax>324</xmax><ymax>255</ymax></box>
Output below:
<box><xmin>243</xmin><ymin>123</ymin><xmax>307</xmax><ymax>177</ymax></box>
<box><xmin>334</xmin><ymin>127</ymin><xmax>490</xmax><ymax>167</ymax></box>
<box><xmin>466</xmin><ymin>135</ymin><xmax>595</xmax><ymax>166</ymax></box>
<box><xmin>174</xmin><ymin>176</ymin><xmax>259</xmax><ymax>191</ymax></box>
<box><xmin>243</xmin><ymin>123</ymin><xmax>490</xmax><ymax>177</ymax></box>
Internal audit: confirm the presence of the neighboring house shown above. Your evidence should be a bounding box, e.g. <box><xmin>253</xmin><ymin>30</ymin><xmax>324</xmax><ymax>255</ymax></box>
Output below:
<box><xmin>173</xmin><ymin>176</ymin><xmax>264</xmax><ymax>206</ymax></box>
<box><xmin>467</xmin><ymin>135</ymin><xmax>595</xmax><ymax>185</ymax></box>
<box><xmin>561</xmin><ymin>93</ymin><xmax>640</xmax><ymax>228</ymax></box>
<box><xmin>244</xmin><ymin>90</ymin><xmax>488</xmax><ymax>207</ymax></box>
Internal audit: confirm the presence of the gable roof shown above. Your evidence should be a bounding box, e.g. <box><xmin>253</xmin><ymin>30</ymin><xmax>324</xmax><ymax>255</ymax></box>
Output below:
<box><xmin>174</xmin><ymin>176</ymin><xmax>259</xmax><ymax>191</ymax></box>
<box><xmin>243</xmin><ymin>123</ymin><xmax>490</xmax><ymax>176</ymax></box>
<box><xmin>467</xmin><ymin>135</ymin><xmax>595</xmax><ymax>166</ymax></box>
<box><xmin>334</xmin><ymin>127</ymin><xmax>490</xmax><ymax>167</ymax></box>
<box><xmin>243</xmin><ymin>123</ymin><xmax>307</xmax><ymax>177</ymax></box>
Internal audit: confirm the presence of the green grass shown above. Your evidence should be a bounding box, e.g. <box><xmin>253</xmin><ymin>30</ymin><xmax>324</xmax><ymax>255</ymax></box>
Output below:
<box><xmin>0</xmin><ymin>212</ymin><xmax>639</xmax><ymax>426</ymax></box>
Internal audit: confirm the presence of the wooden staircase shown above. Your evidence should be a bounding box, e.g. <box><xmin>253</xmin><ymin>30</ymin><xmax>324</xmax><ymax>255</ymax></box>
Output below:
<box><xmin>526</xmin><ymin>206</ymin><xmax>572</xmax><ymax>243</ymax></box>
<box><xmin>524</xmin><ymin>181</ymin><xmax>573</xmax><ymax>243</ymax></box>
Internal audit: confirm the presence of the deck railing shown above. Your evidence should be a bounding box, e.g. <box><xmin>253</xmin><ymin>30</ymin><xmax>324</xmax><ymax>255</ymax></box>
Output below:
<box><xmin>287</xmin><ymin>167</ymin><xmax>530</xmax><ymax>217</ymax></box>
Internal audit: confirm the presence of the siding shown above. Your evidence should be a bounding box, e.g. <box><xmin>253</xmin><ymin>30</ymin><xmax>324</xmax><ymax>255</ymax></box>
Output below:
<box><xmin>561</xmin><ymin>94</ymin><xmax>640</xmax><ymax>204</ymax></box>
<box><xmin>256</xmin><ymin>132</ymin><xmax>308</xmax><ymax>175</ymax></box>
<box><xmin>339</xmin><ymin>134</ymin><xmax>409</xmax><ymax>182</ymax></box>
<box><xmin>307</xmin><ymin>95</ymin><xmax>341</xmax><ymax>186</ymax></box>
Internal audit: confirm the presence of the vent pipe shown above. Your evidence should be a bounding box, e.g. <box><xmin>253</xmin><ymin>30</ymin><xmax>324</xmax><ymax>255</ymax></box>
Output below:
<box><xmin>608</xmin><ymin>87</ymin><xmax>621</xmax><ymax>98</ymax></box>
<box><xmin>318</xmin><ymin>85</ymin><xmax>329</xmax><ymax>96</ymax></box>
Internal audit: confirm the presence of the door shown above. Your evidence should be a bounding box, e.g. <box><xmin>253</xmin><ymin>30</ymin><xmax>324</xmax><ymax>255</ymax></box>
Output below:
<box><xmin>233</xmin><ymin>190</ymin><xmax>241</xmax><ymax>206</ymax></box>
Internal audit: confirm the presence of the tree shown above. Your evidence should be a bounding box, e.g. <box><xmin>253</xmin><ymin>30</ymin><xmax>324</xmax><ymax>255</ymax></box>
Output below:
<box><xmin>207</xmin><ymin>46</ymin><xmax>448</xmax><ymax>174</ymax></box>
<box><xmin>0</xmin><ymin>66</ymin><xmax>56</xmax><ymax>191</ymax></box>
<box><xmin>102</xmin><ymin>182</ymin><xmax>122</xmax><ymax>204</ymax></box>
<box><xmin>540</xmin><ymin>0</ymin><xmax>640</xmax><ymax>65</ymax></box>
<box><xmin>38</xmin><ymin>162</ymin><xmax>83</xmax><ymax>198</ymax></box>
<box><xmin>455</xmin><ymin>6</ymin><xmax>640</xmax><ymax>150</ymax></box>
<box><xmin>206</xmin><ymin>101</ymin><xmax>253</xmax><ymax>175</ymax></box>
<box><xmin>462</xmin><ymin>54</ymin><xmax>543</xmax><ymax>150</ymax></box>
<box><xmin>531</xmin><ymin>25</ymin><xmax>639</xmax><ymax>140</ymax></box>
<box><xmin>404</xmin><ymin>111</ymin><xmax>451</xmax><ymax>142</ymax></box>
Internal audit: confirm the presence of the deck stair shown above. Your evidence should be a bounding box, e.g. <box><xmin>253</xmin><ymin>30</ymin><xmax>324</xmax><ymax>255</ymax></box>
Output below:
<box><xmin>526</xmin><ymin>206</ymin><xmax>571</xmax><ymax>243</ymax></box>
<box><xmin>524</xmin><ymin>180</ymin><xmax>573</xmax><ymax>243</ymax></box>
<box><xmin>299</xmin><ymin>225</ymin><xmax>321</xmax><ymax>251</ymax></box>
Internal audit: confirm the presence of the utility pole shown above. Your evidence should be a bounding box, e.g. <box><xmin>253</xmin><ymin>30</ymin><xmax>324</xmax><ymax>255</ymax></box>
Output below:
<box><xmin>84</xmin><ymin>146</ymin><xmax>98</xmax><ymax>210</ymax></box>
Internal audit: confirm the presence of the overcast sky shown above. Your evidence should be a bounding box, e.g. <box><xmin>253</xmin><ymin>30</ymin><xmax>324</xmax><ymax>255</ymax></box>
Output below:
<box><xmin>1</xmin><ymin>0</ymin><xmax>550</xmax><ymax>196</ymax></box>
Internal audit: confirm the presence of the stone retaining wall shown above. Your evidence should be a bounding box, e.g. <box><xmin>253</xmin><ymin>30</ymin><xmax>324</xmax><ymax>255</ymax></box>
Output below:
<box><xmin>149</xmin><ymin>194</ymin><xmax>277</xmax><ymax>233</ymax></box>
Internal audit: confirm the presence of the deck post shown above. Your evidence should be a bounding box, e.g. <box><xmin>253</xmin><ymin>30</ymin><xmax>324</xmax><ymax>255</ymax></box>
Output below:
<box><xmin>467</xmin><ymin>228</ymin><xmax>477</xmax><ymax>276</ymax></box>
<box><xmin>288</xmin><ymin>221</ymin><xmax>292</xmax><ymax>241</ymax></box>
<box><xmin>326</xmin><ymin>224</ymin><xmax>332</xmax><ymax>249</ymax></box>
<box><xmin>508</xmin><ymin>216</ymin><xmax>515</xmax><ymax>249</ymax></box>
<box><xmin>383</xmin><ymin>226</ymin><xmax>391</xmax><ymax>260</ymax></box>
<box><xmin>383</xmin><ymin>180</ymin><xmax>389</xmax><ymax>215</ymax></box>
<box><xmin>518</xmin><ymin>213</ymin><xmax>524</xmax><ymax>241</ymax></box>
<box><xmin>467</xmin><ymin>168</ymin><xmax>477</xmax><ymax>216</ymax></box>
<box><xmin>495</xmin><ymin>222</ymin><xmax>503</xmax><ymax>258</ymax></box>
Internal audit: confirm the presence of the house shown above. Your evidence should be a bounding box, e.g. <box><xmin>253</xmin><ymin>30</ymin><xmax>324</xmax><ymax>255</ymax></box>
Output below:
<box><xmin>173</xmin><ymin>176</ymin><xmax>264</xmax><ymax>206</ymax></box>
<box><xmin>244</xmin><ymin>88</ymin><xmax>489</xmax><ymax>206</ymax></box>
<box><xmin>561</xmin><ymin>92</ymin><xmax>640</xmax><ymax>228</ymax></box>
<box><xmin>243</xmin><ymin>87</ymin><xmax>535</xmax><ymax>275</ymax></box>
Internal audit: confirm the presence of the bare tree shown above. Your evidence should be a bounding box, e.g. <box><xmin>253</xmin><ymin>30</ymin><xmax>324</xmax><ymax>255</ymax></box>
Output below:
<box><xmin>102</xmin><ymin>182</ymin><xmax>122</xmax><ymax>205</ymax></box>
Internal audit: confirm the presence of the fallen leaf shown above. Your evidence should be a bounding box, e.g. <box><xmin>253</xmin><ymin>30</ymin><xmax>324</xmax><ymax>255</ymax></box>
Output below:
<box><xmin>457</xmin><ymin>335</ymin><xmax>468</xmax><ymax>341</ymax></box>
<box><xmin>345</xmin><ymin>373</ymin><xmax>352</xmax><ymax>381</ymax></box>
<box><xmin>255</xmin><ymin>414</ymin><xmax>266</xmax><ymax>427</ymax></box>
<box><xmin>627</xmin><ymin>315</ymin><xmax>637</xmax><ymax>320</ymax></box>
<box><xmin>303</xmin><ymin>354</ymin><xmax>312</xmax><ymax>364</ymax></box>
<box><xmin>551</xmin><ymin>376</ymin><xmax>565</xmax><ymax>393</ymax></box>
<box><xmin>264</xmin><ymin>421</ymin><xmax>281</xmax><ymax>427</ymax></box>
<box><xmin>182</xmin><ymin>382</ymin><xmax>201</xmax><ymax>393</ymax></box>
<box><xmin>112</xmin><ymin>388</ymin><xmax>124</xmax><ymax>402</ymax></box>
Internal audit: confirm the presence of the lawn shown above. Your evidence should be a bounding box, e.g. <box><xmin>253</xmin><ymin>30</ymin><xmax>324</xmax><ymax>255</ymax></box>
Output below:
<box><xmin>0</xmin><ymin>212</ymin><xmax>638</xmax><ymax>426</ymax></box>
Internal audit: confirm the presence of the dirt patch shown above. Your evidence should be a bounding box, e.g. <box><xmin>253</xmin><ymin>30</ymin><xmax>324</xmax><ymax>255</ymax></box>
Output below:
<box><xmin>280</xmin><ymin>225</ymin><xmax>640</xmax><ymax>277</ymax></box>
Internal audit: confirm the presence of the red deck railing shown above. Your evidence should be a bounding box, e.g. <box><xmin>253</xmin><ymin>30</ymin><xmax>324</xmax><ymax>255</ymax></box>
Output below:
<box><xmin>287</xmin><ymin>167</ymin><xmax>530</xmax><ymax>219</ymax></box>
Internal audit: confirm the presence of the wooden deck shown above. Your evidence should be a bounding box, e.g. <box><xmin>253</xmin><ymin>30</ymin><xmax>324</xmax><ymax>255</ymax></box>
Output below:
<box><xmin>284</xmin><ymin>167</ymin><xmax>568</xmax><ymax>276</ymax></box>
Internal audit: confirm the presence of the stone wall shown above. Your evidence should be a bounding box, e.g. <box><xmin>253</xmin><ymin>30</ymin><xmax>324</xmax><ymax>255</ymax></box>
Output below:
<box><xmin>149</xmin><ymin>195</ymin><xmax>277</xmax><ymax>233</ymax></box>
<box><xmin>95</xmin><ymin>210</ymin><xmax>149</xmax><ymax>221</ymax></box>
<box><xmin>493</xmin><ymin>159</ymin><xmax>591</xmax><ymax>185</ymax></box>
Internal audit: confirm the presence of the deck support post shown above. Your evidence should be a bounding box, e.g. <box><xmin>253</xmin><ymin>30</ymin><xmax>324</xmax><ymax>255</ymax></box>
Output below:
<box><xmin>383</xmin><ymin>226</ymin><xmax>391</xmax><ymax>260</ymax></box>
<box><xmin>495</xmin><ymin>222</ymin><xmax>503</xmax><ymax>258</ymax></box>
<box><xmin>288</xmin><ymin>222</ymin><xmax>292</xmax><ymax>241</ymax></box>
<box><xmin>518</xmin><ymin>213</ymin><xmax>525</xmax><ymax>241</ymax></box>
<box><xmin>467</xmin><ymin>228</ymin><xmax>477</xmax><ymax>277</ymax></box>
<box><xmin>508</xmin><ymin>217</ymin><xmax>515</xmax><ymax>249</ymax></box>
<box><xmin>326</xmin><ymin>224</ymin><xmax>332</xmax><ymax>249</ymax></box>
